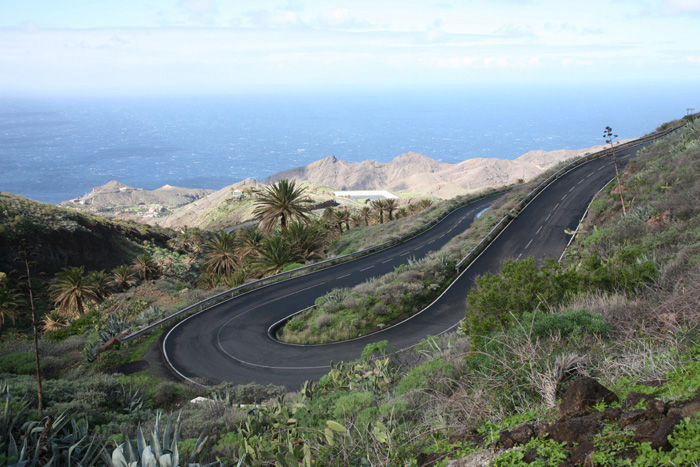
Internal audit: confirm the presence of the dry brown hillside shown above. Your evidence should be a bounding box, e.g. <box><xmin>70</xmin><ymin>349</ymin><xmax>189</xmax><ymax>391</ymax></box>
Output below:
<box><xmin>264</xmin><ymin>145</ymin><xmax>610</xmax><ymax>198</ymax></box>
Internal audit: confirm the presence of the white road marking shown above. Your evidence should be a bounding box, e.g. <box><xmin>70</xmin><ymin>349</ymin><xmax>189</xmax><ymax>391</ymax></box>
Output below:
<box><xmin>382</xmin><ymin>258</ymin><xmax>393</xmax><ymax>263</ymax></box>
<box><xmin>577</xmin><ymin>179</ymin><xmax>584</xmax><ymax>185</ymax></box>
<box><xmin>336</xmin><ymin>274</ymin><xmax>351</xmax><ymax>279</ymax></box>
<box><xmin>428</xmin><ymin>240</ymin><xmax>435</xmax><ymax>244</ymax></box>
<box><xmin>553</xmin><ymin>203</ymin><xmax>560</xmax><ymax>210</ymax></box>
<box><xmin>545</xmin><ymin>213</ymin><xmax>552</xmax><ymax>222</ymax></box>
<box><xmin>569</xmin><ymin>186</ymin><xmax>575</xmax><ymax>193</ymax></box>
<box><xmin>360</xmin><ymin>266</ymin><xmax>374</xmax><ymax>271</ymax></box>
<box><xmin>561</xmin><ymin>194</ymin><xmax>567</xmax><ymax>201</ymax></box>
<box><xmin>525</xmin><ymin>238</ymin><xmax>533</xmax><ymax>249</ymax></box>
<box><xmin>536</xmin><ymin>225</ymin><xmax>543</xmax><ymax>235</ymax></box>
<box><xmin>399</xmin><ymin>251</ymin><xmax>410</xmax><ymax>256</ymax></box>
<box><xmin>587</xmin><ymin>172</ymin><xmax>594</xmax><ymax>178</ymax></box>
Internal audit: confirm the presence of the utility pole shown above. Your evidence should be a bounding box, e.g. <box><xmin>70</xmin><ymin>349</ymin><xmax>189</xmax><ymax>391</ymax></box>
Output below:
<box><xmin>604</xmin><ymin>126</ymin><xmax>627</xmax><ymax>217</ymax></box>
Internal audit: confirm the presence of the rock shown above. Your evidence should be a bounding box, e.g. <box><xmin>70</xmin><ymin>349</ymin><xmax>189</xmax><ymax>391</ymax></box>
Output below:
<box><xmin>650</xmin><ymin>412</ymin><xmax>683</xmax><ymax>451</ymax></box>
<box><xmin>570</xmin><ymin>440</ymin><xmax>595</xmax><ymax>465</ymax></box>
<box><xmin>547</xmin><ymin>415</ymin><xmax>601</xmax><ymax>444</ymax></box>
<box><xmin>499</xmin><ymin>423</ymin><xmax>535</xmax><ymax>448</ymax></box>
<box><xmin>619</xmin><ymin>409</ymin><xmax>647</xmax><ymax>429</ymax></box>
<box><xmin>559</xmin><ymin>377</ymin><xmax>618</xmax><ymax>418</ymax></box>
<box><xmin>646</xmin><ymin>399</ymin><xmax>667</xmax><ymax>419</ymax></box>
<box><xmin>679</xmin><ymin>400</ymin><xmax>700</xmax><ymax>420</ymax></box>
<box><xmin>622</xmin><ymin>392</ymin><xmax>659</xmax><ymax>411</ymax></box>
<box><xmin>602</xmin><ymin>407</ymin><xmax>623</xmax><ymax>421</ymax></box>
<box><xmin>100</xmin><ymin>337</ymin><xmax>121</xmax><ymax>353</ymax></box>
<box><xmin>634</xmin><ymin>420</ymin><xmax>661</xmax><ymax>443</ymax></box>
<box><xmin>446</xmin><ymin>449</ymin><xmax>500</xmax><ymax>467</ymax></box>
<box><xmin>522</xmin><ymin>449</ymin><xmax>538</xmax><ymax>463</ymax></box>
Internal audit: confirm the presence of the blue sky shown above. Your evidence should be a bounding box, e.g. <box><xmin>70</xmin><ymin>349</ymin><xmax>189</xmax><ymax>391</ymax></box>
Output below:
<box><xmin>1</xmin><ymin>0</ymin><xmax>699</xmax><ymax>95</ymax></box>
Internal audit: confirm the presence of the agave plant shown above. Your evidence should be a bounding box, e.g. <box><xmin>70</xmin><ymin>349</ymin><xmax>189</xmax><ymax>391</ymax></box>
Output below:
<box><xmin>2</xmin><ymin>394</ymin><xmax>106</xmax><ymax>467</ymax></box>
<box><xmin>99</xmin><ymin>314</ymin><xmax>131</xmax><ymax>343</ymax></box>
<box><xmin>112</xmin><ymin>385</ymin><xmax>144</xmax><ymax>414</ymax></box>
<box><xmin>109</xmin><ymin>411</ymin><xmax>216</xmax><ymax>467</ymax></box>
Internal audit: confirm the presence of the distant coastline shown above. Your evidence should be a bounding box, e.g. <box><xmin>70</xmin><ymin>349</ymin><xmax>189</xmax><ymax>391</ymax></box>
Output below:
<box><xmin>0</xmin><ymin>85</ymin><xmax>690</xmax><ymax>204</ymax></box>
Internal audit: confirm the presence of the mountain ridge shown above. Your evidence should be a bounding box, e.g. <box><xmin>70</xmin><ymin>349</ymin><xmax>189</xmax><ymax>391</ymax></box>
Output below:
<box><xmin>263</xmin><ymin>144</ymin><xmax>611</xmax><ymax>198</ymax></box>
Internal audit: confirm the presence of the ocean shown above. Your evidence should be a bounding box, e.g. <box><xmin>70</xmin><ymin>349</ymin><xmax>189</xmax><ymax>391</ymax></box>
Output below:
<box><xmin>0</xmin><ymin>84</ymin><xmax>694</xmax><ymax>204</ymax></box>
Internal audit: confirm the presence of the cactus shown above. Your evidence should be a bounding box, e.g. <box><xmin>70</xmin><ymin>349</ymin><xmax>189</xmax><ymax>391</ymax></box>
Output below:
<box><xmin>109</xmin><ymin>411</ymin><xmax>217</xmax><ymax>467</ymax></box>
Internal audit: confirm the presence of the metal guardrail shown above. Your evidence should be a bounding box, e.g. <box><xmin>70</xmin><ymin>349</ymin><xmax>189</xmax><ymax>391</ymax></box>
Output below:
<box><xmin>122</xmin><ymin>187</ymin><xmax>509</xmax><ymax>342</ymax></box>
<box><xmin>453</xmin><ymin>125</ymin><xmax>681</xmax><ymax>272</ymax></box>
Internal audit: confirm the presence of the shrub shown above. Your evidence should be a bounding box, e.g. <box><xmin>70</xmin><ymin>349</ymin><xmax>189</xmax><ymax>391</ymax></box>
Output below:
<box><xmin>360</xmin><ymin>340</ymin><xmax>389</xmax><ymax>361</ymax></box>
<box><xmin>464</xmin><ymin>258</ymin><xmax>585</xmax><ymax>340</ymax></box>
<box><xmin>396</xmin><ymin>358</ymin><xmax>457</xmax><ymax>397</ymax></box>
<box><xmin>522</xmin><ymin>308</ymin><xmax>611</xmax><ymax>339</ymax></box>
<box><xmin>47</xmin><ymin>310</ymin><xmax>102</xmax><ymax>341</ymax></box>
<box><xmin>0</xmin><ymin>352</ymin><xmax>43</xmax><ymax>375</ymax></box>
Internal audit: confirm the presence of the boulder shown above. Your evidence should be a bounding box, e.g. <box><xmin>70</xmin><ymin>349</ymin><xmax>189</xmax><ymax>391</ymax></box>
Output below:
<box><xmin>559</xmin><ymin>377</ymin><xmax>618</xmax><ymax>418</ymax></box>
<box><xmin>547</xmin><ymin>415</ymin><xmax>601</xmax><ymax>444</ymax></box>
<box><xmin>650</xmin><ymin>412</ymin><xmax>683</xmax><ymax>451</ymax></box>
<box><xmin>498</xmin><ymin>423</ymin><xmax>535</xmax><ymax>448</ymax></box>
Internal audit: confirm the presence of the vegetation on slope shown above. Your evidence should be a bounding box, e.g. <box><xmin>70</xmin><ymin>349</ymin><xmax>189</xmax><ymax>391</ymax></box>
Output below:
<box><xmin>0</xmin><ymin>116</ymin><xmax>698</xmax><ymax>466</ymax></box>
<box><xmin>0</xmin><ymin>192</ymin><xmax>173</xmax><ymax>276</ymax></box>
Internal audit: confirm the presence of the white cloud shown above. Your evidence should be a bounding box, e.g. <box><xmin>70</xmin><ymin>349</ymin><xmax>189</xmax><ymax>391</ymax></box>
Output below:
<box><xmin>665</xmin><ymin>0</ymin><xmax>700</xmax><ymax>12</ymax></box>
<box><xmin>317</xmin><ymin>8</ymin><xmax>371</xmax><ymax>30</ymax></box>
<box><xmin>178</xmin><ymin>0</ymin><xmax>219</xmax><ymax>25</ymax></box>
<box><xmin>178</xmin><ymin>0</ymin><xmax>218</xmax><ymax>14</ymax></box>
<box><xmin>246</xmin><ymin>9</ymin><xmax>305</xmax><ymax>28</ymax></box>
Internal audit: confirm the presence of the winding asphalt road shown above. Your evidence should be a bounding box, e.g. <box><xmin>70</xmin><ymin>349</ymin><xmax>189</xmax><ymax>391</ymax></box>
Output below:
<box><xmin>163</xmin><ymin>142</ymin><xmax>647</xmax><ymax>389</ymax></box>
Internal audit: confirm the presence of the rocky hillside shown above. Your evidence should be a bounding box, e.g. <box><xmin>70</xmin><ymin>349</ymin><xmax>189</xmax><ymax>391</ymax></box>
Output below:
<box><xmin>59</xmin><ymin>144</ymin><xmax>610</xmax><ymax>231</ymax></box>
<box><xmin>59</xmin><ymin>180</ymin><xmax>212</xmax><ymax>221</ymax></box>
<box><xmin>264</xmin><ymin>145</ymin><xmax>611</xmax><ymax>198</ymax></box>
<box><xmin>0</xmin><ymin>192</ymin><xmax>172</xmax><ymax>275</ymax></box>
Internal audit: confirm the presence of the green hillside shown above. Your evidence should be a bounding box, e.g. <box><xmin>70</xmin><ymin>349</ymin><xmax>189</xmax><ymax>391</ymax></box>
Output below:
<box><xmin>0</xmin><ymin>192</ymin><xmax>174</xmax><ymax>275</ymax></box>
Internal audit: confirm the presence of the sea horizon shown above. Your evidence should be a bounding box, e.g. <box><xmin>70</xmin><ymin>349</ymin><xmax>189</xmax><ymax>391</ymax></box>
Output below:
<box><xmin>0</xmin><ymin>83</ymin><xmax>694</xmax><ymax>204</ymax></box>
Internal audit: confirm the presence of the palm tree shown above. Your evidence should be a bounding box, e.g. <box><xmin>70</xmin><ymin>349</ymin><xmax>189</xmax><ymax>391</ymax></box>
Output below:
<box><xmin>0</xmin><ymin>281</ymin><xmax>22</xmax><ymax>338</ymax></box>
<box><xmin>253</xmin><ymin>236</ymin><xmax>303</xmax><ymax>276</ymax></box>
<box><xmin>407</xmin><ymin>203</ymin><xmax>418</xmax><ymax>215</ymax></box>
<box><xmin>87</xmin><ymin>270</ymin><xmax>110</xmax><ymax>302</ymax></box>
<box><xmin>253</xmin><ymin>179</ymin><xmax>311</xmax><ymax>233</ymax></box>
<box><xmin>111</xmin><ymin>265</ymin><xmax>136</xmax><ymax>292</ymax></box>
<box><xmin>41</xmin><ymin>310</ymin><xmax>68</xmax><ymax>333</ymax></box>
<box><xmin>132</xmin><ymin>254</ymin><xmax>159</xmax><ymax>281</ymax></box>
<box><xmin>396</xmin><ymin>207</ymin><xmax>408</xmax><ymax>219</ymax></box>
<box><xmin>350</xmin><ymin>213</ymin><xmax>363</xmax><ymax>227</ymax></box>
<box><xmin>283</xmin><ymin>221</ymin><xmax>328</xmax><ymax>261</ymax></box>
<box><xmin>359</xmin><ymin>206</ymin><xmax>372</xmax><ymax>226</ymax></box>
<box><xmin>238</xmin><ymin>227</ymin><xmax>265</xmax><ymax>260</ymax></box>
<box><xmin>203</xmin><ymin>230</ymin><xmax>239</xmax><ymax>278</ymax></box>
<box><xmin>372</xmin><ymin>199</ymin><xmax>388</xmax><ymax>224</ymax></box>
<box><xmin>49</xmin><ymin>266</ymin><xmax>99</xmax><ymax>318</ymax></box>
<box><xmin>331</xmin><ymin>208</ymin><xmax>351</xmax><ymax>234</ymax></box>
<box><xmin>418</xmin><ymin>198</ymin><xmax>433</xmax><ymax>211</ymax></box>
<box><xmin>385</xmin><ymin>198</ymin><xmax>398</xmax><ymax>221</ymax></box>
